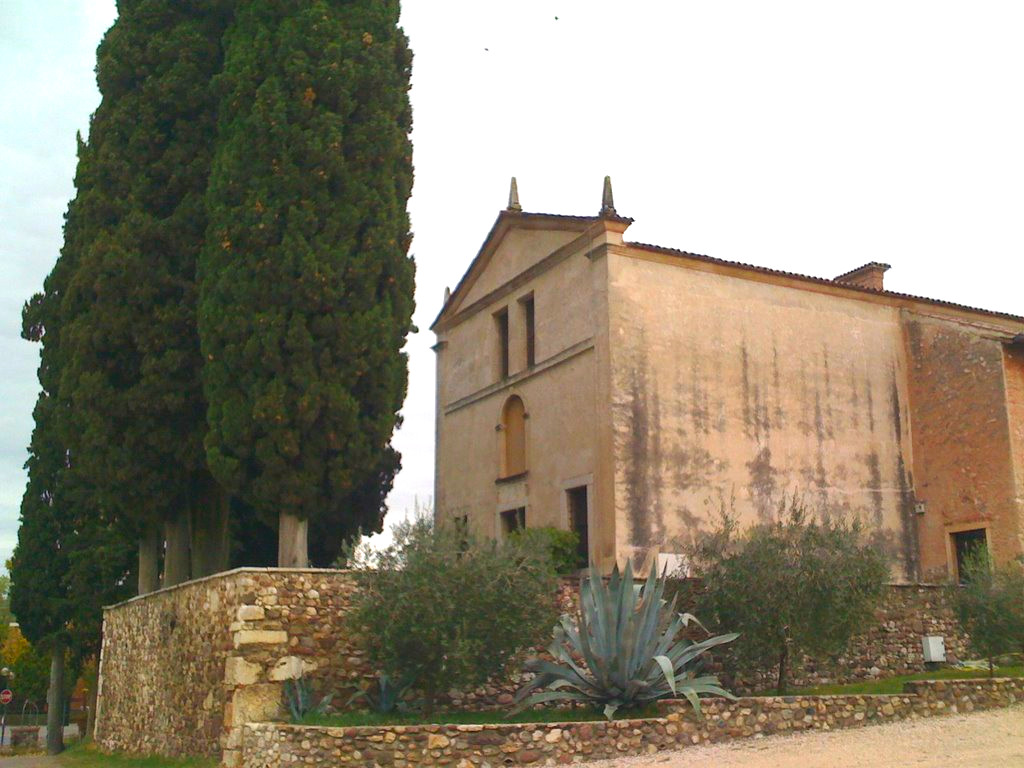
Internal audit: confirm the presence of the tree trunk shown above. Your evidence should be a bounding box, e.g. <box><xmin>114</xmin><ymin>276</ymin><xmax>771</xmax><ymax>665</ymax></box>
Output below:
<box><xmin>138</xmin><ymin>523</ymin><xmax>161</xmax><ymax>595</ymax></box>
<box><xmin>85</xmin><ymin>675</ymin><xmax>98</xmax><ymax>741</ymax></box>
<box><xmin>278</xmin><ymin>512</ymin><xmax>309</xmax><ymax>568</ymax></box>
<box><xmin>46</xmin><ymin>640</ymin><xmax>65</xmax><ymax>755</ymax></box>
<box><xmin>776</xmin><ymin>645</ymin><xmax>788</xmax><ymax>695</ymax></box>
<box><xmin>163</xmin><ymin>509</ymin><xmax>191</xmax><ymax>586</ymax></box>
<box><xmin>191</xmin><ymin>480</ymin><xmax>231</xmax><ymax>578</ymax></box>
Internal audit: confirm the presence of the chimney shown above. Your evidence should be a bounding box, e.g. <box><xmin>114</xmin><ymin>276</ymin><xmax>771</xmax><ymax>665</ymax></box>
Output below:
<box><xmin>834</xmin><ymin>262</ymin><xmax>890</xmax><ymax>291</ymax></box>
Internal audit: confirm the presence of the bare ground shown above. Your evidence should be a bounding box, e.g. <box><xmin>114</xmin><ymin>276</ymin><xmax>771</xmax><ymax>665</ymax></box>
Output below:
<box><xmin>582</xmin><ymin>705</ymin><xmax>1024</xmax><ymax>768</ymax></box>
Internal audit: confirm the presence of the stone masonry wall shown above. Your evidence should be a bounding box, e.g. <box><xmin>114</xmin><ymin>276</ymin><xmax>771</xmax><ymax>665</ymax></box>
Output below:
<box><xmin>241</xmin><ymin>678</ymin><xmax>1024</xmax><ymax>768</ymax></box>
<box><xmin>96</xmin><ymin>569</ymin><xmax>969</xmax><ymax>764</ymax></box>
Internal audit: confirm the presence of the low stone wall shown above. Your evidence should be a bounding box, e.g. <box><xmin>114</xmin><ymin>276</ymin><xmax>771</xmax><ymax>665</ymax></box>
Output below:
<box><xmin>95</xmin><ymin>568</ymin><xmax>969</xmax><ymax>764</ymax></box>
<box><xmin>738</xmin><ymin>583</ymin><xmax>969</xmax><ymax>691</ymax></box>
<box><xmin>241</xmin><ymin>678</ymin><xmax>1024</xmax><ymax>768</ymax></box>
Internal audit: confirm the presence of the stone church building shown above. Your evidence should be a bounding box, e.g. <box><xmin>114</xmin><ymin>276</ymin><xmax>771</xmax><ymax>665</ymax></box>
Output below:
<box><xmin>431</xmin><ymin>179</ymin><xmax>1024</xmax><ymax>582</ymax></box>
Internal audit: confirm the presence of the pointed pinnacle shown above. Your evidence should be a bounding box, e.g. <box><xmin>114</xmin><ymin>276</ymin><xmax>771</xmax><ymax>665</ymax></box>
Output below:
<box><xmin>507</xmin><ymin>177</ymin><xmax>522</xmax><ymax>212</ymax></box>
<box><xmin>600</xmin><ymin>175</ymin><xmax>616</xmax><ymax>217</ymax></box>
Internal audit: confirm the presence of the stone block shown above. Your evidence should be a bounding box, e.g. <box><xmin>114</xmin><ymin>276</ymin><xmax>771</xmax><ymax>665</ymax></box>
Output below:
<box><xmin>225</xmin><ymin>657</ymin><xmax>262</xmax><ymax>686</ymax></box>
<box><xmin>234</xmin><ymin>630</ymin><xmax>288</xmax><ymax>648</ymax></box>
<box><xmin>237</xmin><ymin>605</ymin><xmax>266</xmax><ymax>622</ymax></box>
<box><xmin>228</xmin><ymin>683</ymin><xmax>282</xmax><ymax>726</ymax></box>
<box><xmin>268</xmin><ymin>655</ymin><xmax>318</xmax><ymax>682</ymax></box>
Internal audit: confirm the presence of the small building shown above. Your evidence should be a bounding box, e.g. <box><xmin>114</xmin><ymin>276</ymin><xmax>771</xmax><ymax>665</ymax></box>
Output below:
<box><xmin>431</xmin><ymin>179</ymin><xmax>1024</xmax><ymax>582</ymax></box>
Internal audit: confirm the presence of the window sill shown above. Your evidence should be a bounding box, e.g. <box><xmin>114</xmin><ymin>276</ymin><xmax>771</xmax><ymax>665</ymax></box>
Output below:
<box><xmin>495</xmin><ymin>471</ymin><xmax>528</xmax><ymax>485</ymax></box>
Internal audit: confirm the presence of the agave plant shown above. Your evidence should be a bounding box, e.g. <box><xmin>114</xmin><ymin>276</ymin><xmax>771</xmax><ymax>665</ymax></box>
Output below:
<box><xmin>283</xmin><ymin>676</ymin><xmax>332</xmax><ymax>723</ymax></box>
<box><xmin>347</xmin><ymin>672</ymin><xmax>414</xmax><ymax>714</ymax></box>
<box><xmin>515</xmin><ymin>561</ymin><xmax>738</xmax><ymax>720</ymax></box>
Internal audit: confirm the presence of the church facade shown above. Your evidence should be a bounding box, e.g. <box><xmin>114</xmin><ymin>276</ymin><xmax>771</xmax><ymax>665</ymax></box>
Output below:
<box><xmin>431</xmin><ymin>179</ymin><xmax>1024</xmax><ymax>582</ymax></box>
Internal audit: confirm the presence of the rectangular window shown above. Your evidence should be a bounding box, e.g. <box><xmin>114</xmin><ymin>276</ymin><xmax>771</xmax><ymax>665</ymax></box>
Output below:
<box><xmin>521</xmin><ymin>294</ymin><xmax>536</xmax><ymax>367</ymax></box>
<box><xmin>952</xmin><ymin>528</ymin><xmax>987</xmax><ymax>584</ymax></box>
<box><xmin>500</xmin><ymin>507</ymin><xmax>526</xmax><ymax>538</ymax></box>
<box><xmin>567</xmin><ymin>486</ymin><xmax>589</xmax><ymax>570</ymax></box>
<box><xmin>495</xmin><ymin>308</ymin><xmax>509</xmax><ymax>379</ymax></box>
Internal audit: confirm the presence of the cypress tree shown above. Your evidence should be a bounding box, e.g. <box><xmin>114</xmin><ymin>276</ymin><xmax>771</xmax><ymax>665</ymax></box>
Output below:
<box><xmin>59</xmin><ymin>0</ymin><xmax>232</xmax><ymax>587</ymax></box>
<box><xmin>200</xmin><ymin>0</ymin><xmax>414</xmax><ymax>565</ymax></box>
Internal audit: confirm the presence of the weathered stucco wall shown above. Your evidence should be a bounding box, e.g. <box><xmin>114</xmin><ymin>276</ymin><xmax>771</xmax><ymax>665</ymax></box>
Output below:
<box><xmin>242</xmin><ymin>678</ymin><xmax>1024</xmax><ymax>768</ymax></box>
<box><xmin>606</xmin><ymin>249</ymin><xmax>918</xmax><ymax>579</ymax></box>
<box><xmin>435</xmin><ymin>220</ymin><xmax>614</xmax><ymax>549</ymax></box>
<box><xmin>903</xmin><ymin>314</ymin><xmax>1023</xmax><ymax>578</ymax></box>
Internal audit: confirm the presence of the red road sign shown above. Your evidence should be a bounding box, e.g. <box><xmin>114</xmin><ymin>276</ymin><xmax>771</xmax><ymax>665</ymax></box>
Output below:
<box><xmin>0</xmin><ymin>690</ymin><xmax>12</xmax><ymax>705</ymax></box>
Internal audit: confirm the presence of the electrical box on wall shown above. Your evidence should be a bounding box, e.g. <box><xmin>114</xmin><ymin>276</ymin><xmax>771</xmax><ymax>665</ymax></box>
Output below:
<box><xmin>922</xmin><ymin>635</ymin><xmax>946</xmax><ymax>663</ymax></box>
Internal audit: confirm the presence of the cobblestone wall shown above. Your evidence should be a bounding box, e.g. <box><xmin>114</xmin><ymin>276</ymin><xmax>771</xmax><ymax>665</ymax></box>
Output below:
<box><xmin>95</xmin><ymin>568</ymin><xmax>969</xmax><ymax>764</ymax></box>
<box><xmin>241</xmin><ymin>678</ymin><xmax>1024</xmax><ymax>768</ymax></box>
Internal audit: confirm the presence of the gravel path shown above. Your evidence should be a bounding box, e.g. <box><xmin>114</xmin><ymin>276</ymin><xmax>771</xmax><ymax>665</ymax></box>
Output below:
<box><xmin>581</xmin><ymin>705</ymin><xmax>1024</xmax><ymax>768</ymax></box>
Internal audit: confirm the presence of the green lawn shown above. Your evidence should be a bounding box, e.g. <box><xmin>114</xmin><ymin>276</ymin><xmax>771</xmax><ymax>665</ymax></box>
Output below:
<box><xmin>58</xmin><ymin>743</ymin><xmax>216</xmax><ymax>768</ymax></box>
<box><xmin>790</xmin><ymin>666</ymin><xmax>1024</xmax><ymax>696</ymax></box>
<box><xmin>299</xmin><ymin>704</ymin><xmax>664</xmax><ymax>728</ymax></box>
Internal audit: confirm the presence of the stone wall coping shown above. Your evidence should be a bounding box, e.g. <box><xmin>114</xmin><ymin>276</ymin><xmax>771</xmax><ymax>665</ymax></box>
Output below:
<box><xmin>103</xmin><ymin>567</ymin><xmax>358</xmax><ymax>611</ymax></box>
<box><xmin>105</xmin><ymin>566</ymin><xmax>949</xmax><ymax>612</ymax></box>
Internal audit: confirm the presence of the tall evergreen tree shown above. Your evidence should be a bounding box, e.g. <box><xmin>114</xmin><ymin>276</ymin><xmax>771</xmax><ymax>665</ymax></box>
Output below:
<box><xmin>59</xmin><ymin>0</ymin><xmax>232</xmax><ymax>587</ymax></box>
<box><xmin>200</xmin><ymin>0</ymin><xmax>415</xmax><ymax>565</ymax></box>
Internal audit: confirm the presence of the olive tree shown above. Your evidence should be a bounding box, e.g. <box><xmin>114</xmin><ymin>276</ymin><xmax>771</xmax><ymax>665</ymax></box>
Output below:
<box><xmin>349</xmin><ymin>517</ymin><xmax>558</xmax><ymax>715</ymax></box>
<box><xmin>951</xmin><ymin>547</ymin><xmax>1024</xmax><ymax>675</ymax></box>
<box><xmin>687</xmin><ymin>496</ymin><xmax>889</xmax><ymax>693</ymax></box>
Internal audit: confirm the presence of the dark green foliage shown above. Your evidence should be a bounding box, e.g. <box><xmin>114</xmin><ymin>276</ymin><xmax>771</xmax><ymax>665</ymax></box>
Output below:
<box><xmin>951</xmin><ymin>548</ymin><xmax>1024</xmax><ymax>674</ymax></box>
<box><xmin>199</xmin><ymin>0</ymin><xmax>415</xmax><ymax>558</ymax></box>
<box><xmin>283</xmin><ymin>677</ymin><xmax>332</xmax><ymax>722</ymax></box>
<box><xmin>349</xmin><ymin>518</ymin><xmax>558</xmax><ymax>715</ymax></box>
<box><xmin>516</xmin><ymin>563</ymin><xmax>736</xmax><ymax>720</ymax></box>
<box><xmin>59</xmin><ymin>0</ymin><xmax>231</xmax><ymax>570</ymax></box>
<box><xmin>688</xmin><ymin>496</ymin><xmax>889</xmax><ymax>694</ymax></box>
<box><xmin>510</xmin><ymin>527</ymin><xmax>581</xmax><ymax>575</ymax></box>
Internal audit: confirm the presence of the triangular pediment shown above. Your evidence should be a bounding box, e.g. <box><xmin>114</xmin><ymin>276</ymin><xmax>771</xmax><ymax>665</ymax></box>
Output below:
<box><xmin>431</xmin><ymin>211</ymin><xmax>599</xmax><ymax>329</ymax></box>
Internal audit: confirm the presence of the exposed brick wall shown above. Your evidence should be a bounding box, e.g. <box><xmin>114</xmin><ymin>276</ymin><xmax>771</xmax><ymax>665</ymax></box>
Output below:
<box><xmin>241</xmin><ymin>678</ymin><xmax>1024</xmax><ymax>768</ymax></box>
<box><xmin>902</xmin><ymin>314</ymin><xmax>1020</xmax><ymax>578</ymax></box>
<box><xmin>1002</xmin><ymin>344</ymin><xmax>1024</xmax><ymax>558</ymax></box>
<box><xmin>96</xmin><ymin>569</ymin><xmax>970</xmax><ymax>764</ymax></box>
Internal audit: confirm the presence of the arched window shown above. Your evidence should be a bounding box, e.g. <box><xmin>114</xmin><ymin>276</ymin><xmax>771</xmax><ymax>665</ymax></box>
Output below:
<box><xmin>501</xmin><ymin>395</ymin><xmax>527</xmax><ymax>477</ymax></box>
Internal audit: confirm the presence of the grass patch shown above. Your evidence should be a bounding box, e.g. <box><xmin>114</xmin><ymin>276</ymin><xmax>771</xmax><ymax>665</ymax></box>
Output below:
<box><xmin>58</xmin><ymin>742</ymin><xmax>217</xmax><ymax>768</ymax></box>
<box><xmin>789</xmin><ymin>666</ymin><xmax>1024</xmax><ymax>696</ymax></box>
<box><xmin>299</xmin><ymin>705</ymin><xmax>665</xmax><ymax>728</ymax></box>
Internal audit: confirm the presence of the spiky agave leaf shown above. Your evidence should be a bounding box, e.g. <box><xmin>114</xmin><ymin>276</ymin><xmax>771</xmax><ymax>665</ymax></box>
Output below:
<box><xmin>515</xmin><ymin>561</ymin><xmax>738</xmax><ymax>720</ymax></box>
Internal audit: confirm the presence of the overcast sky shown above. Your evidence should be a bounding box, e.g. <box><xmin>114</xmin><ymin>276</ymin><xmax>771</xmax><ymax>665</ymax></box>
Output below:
<box><xmin>2</xmin><ymin>1</ymin><xmax>1022</xmax><ymax>567</ymax></box>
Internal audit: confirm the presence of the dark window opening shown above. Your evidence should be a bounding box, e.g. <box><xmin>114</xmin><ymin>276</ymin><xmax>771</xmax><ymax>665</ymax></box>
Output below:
<box><xmin>522</xmin><ymin>295</ymin><xmax>536</xmax><ymax>367</ymax></box>
<box><xmin>567</xmin><ymin>486</ymin><xmax>589</xmax><ymax>570</ymax></box>
<box><xmin>952</xmin><ymin>528</ymin><xmax>987</xmax><ymax>584</ymax></box>
<box><xmin>495</xmin><ymin>308</ymin><xmax>509</xmax><ymax>379</ymax></box>
<box><xmin>500</xmin><ymin>507</ymin><xmax>526</xmax><ymax>538</ymax></box>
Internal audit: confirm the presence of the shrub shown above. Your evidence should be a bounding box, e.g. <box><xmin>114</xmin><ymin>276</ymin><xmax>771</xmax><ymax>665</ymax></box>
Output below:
<box><xmin>515</xmin><ymin>562</ymin><xmax>737</xmax><ymax>720</ymax></box>
<box><xmin>349</xmin><ymin>517</ymin><xmax>559</xmax><ymax>715</ymax></box>
<box><xmin>347</xmin><ymin>672</ymin><xmax>414</xmax><ymax>714</ymax></box>
<box><xmin>283</xmin><ymin>677</ymin><xmax>332</xmax><ymax>723</ymax></box>
<box><xmin>509</xmin><ymin>527</ymin><xmax>581</xmax><ymax>574</ymax></box>
<box><xmin>951</xmin><ymin>548</ymin><xmax>1024</xmax><ymax>674</ymax></box>
<box><xmin>687</xmin><ymin>495</ymin><xmax>888</xmax><ymax>694</ymax></box>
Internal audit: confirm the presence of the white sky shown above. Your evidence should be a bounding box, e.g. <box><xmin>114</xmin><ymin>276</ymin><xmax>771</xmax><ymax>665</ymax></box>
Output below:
<box><xmin>2</xmin><ymin>1</ymin><xmax>1022</xmax><ymax>566</ymax></box>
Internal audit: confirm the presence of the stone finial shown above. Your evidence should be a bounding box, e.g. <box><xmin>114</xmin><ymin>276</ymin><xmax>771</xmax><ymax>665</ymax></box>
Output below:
<box><xmin>600</xmin><ymin>175</ymin><xmax>616</xmax><ymax>217</ymax></box>
<box><xmin>507</xmin><ymin>177</ymin><xmax>522</xmax><ymax>212</ymax></box>
<box><xmin>443</xmin><ymin>286</ymin><xmax>451</xmax><ymax>303</ymax></box>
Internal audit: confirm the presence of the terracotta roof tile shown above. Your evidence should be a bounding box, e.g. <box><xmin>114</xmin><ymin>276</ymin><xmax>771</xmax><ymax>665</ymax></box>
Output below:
<box><xmin>625</xmin><ymin>242</ymin><xmax>1024</xmax><ymax>325</ymax></box>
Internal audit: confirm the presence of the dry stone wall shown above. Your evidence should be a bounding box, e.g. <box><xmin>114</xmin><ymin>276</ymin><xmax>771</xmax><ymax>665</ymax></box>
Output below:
<box><xmin>96</xmin><ymin>568</ymin><xmax>969</xmax><ymax>764</ymax></box>
<box><xmin>241</xmin><ymin>678</ymin><xmax>1024</xmax><ymax>768</ymax></box>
